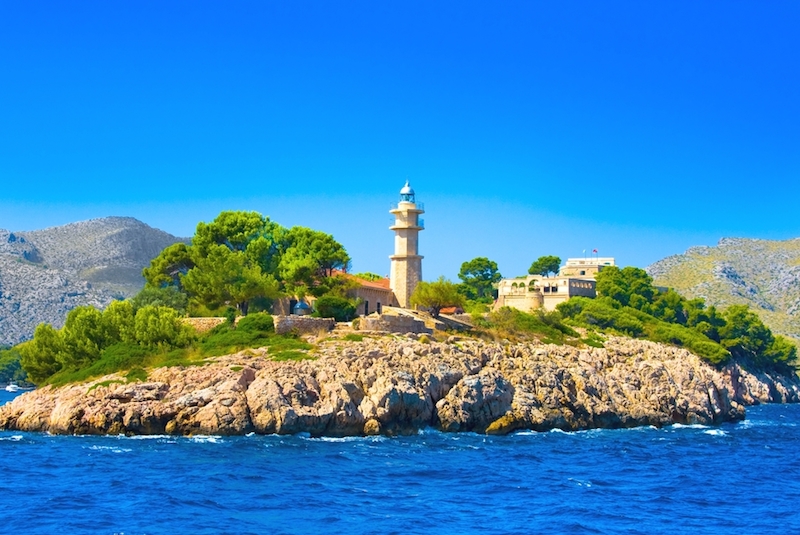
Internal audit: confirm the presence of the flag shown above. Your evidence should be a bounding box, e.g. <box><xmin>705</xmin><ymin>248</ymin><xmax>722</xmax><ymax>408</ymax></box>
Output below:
<box><xmin>592</xmin><ymin>249</ymin><xmax>598</xmax><ymax>254</ymax></box>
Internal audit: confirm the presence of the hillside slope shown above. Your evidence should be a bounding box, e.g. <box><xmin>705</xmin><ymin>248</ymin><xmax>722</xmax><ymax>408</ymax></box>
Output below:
<box><xmin>0</xmin><ymin>217</ymin><xmax>185</xmax><ymax>346</ymax></box>
<box><xmin>647</xmin><ymin>237</ymin><xmax>800</xmax><ymax>340</ymax></box>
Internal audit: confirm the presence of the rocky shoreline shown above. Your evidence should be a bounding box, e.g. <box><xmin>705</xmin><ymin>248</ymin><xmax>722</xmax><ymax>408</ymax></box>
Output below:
<box><xmin>1</xmin><ymin>336</ymin><xmax>799</xmax><ymax>437</ymax></box>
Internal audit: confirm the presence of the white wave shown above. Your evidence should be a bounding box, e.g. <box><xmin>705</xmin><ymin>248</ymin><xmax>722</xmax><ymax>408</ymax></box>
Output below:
<box><xmin>671</xmin><ymin>423</ymin><xmax>710</xmax><ymax>430</ymax></box>
<box><xmin>568</xmin><ymin>477</ymin><xmax>593</xmax><ymax>488</ymax></box>
<box><xmin>119</xmin><ymin>434</ymin><xmax>174</xmax><ymax>440</ymax></box>
<box><xmin>189</xmin><ymin>435</ymin><xmax>223</xmax><ymax>443</ymax></box>
<box><xmin>0</xmin><ymin>434</ymin><xmax>23</xmax><ymax>441</ymax></box>
<box><xmin>703</xmin><ymin>429</ymin><xmax>728</xmax><ymax>437</ymax></box>
<box><xmin>314</xmin><ymin>435</ymin><xmax>388</xmax><ymax>443</ymax></box>
<box><xmin>87</xmin><ymin>445</ymin><xmax>133</xmax><ymax>453</ymax></box>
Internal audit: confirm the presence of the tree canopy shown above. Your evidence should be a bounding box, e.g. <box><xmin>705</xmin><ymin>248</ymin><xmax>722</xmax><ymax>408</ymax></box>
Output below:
<box><xmin>569</xmin><ymin>264</ymin><xmax>797</xmax><ymax>370</ymax></box>
<box><xmin>528</xmin><ymin>256</ymin><xmax>561</xmax><ymax>277</ymax></box>
<box><xmin>142</xmin><ymin>210</ymin><xmax>351</xmax><ymax>315</ymax></box>
<box><xmin>594</xmin><ymin>266</ymin><xmax>656</xmax><ymax>307</ymax></box>
<box><xmin>18</xmin><ymin>304</ymin><xmax>194</xmax><ymax>384</ymax></box>
<box><xmin>410</xmin><ymin>276</ymin><xmax>465</xmax><ymax>318</ymax></box>
<box><xmin>458</xmin><ymin>257</ymin><xmax>501</xmax><ymax>300</ymax></box>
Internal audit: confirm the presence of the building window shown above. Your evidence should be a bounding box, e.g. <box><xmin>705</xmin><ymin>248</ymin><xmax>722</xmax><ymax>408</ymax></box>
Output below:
<box><xmin>364</xmin><ymin>300</ymin><xmax>369</xmax><ymax>315</ymax></box>
<box><xmin>377</xmin><ymin>302</ymin><xmax>382</xmax><ymax>314</ymax></box>
<box><xmin>580</xmin><ymin>270</ymin><xmax>585</xmax><ymax>275</ymax></box>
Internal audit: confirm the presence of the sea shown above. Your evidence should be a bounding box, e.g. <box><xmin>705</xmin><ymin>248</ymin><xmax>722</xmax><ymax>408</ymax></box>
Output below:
<box><xmin>1</xmin><ymin>389</ymin><xmax>799</xmax><ymax>535</ymax></box>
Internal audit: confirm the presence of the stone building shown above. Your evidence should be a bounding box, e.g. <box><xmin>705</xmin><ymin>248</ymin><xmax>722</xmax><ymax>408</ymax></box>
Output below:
<box><xmin>494</xmin><ymin>257</ymin><xmax>615</xmax><ymax>312</ymax></box>
<box><xmin>337</xmin><ymin>272</ymin><xmax>395</xmax><ymax>316</ymax></box>
<box><xmin>389</xmin><ymin>181</ymin><xmax>424</xmax><ymax>309</ymax></box>
<box><xmin>559</xmin><ymin>257</ymin><xmax>615</xmax><ymax>277</ymax></box>
<box><xmin>299</xmin><ymin>181</ymin><xmax>425</xmax><ymax>317</ymax></box>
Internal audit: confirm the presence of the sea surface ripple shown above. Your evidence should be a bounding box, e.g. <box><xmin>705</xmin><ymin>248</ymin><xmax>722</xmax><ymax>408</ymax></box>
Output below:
<box><xmin>1</xmin><ymin>390</ymin><xmax>799</xmax><ymax>534</ymax></box>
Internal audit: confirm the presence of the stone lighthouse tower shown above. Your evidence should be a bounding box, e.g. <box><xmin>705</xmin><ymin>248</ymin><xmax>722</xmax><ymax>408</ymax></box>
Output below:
<box><xmin>390</xmin><ymin>181</ymin><xmax>424</xmax><ymax>308</ymax></box>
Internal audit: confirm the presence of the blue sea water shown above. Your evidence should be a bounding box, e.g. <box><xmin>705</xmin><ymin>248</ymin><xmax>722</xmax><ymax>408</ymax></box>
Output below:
<box><xmin>1</xmin><ymin>389</ymin><xmax>799</xmax><ymax>535</ymax></box>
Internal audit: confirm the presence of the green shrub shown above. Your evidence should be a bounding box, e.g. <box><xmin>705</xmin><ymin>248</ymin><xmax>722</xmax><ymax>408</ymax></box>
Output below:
<box><xmin>312</xmin><ymin>295</ymin><xmax>357</xmax><ymax>322</ymax></box>
<box><xmin>130</xmin><ymin>286</ymin><xmax>188</xmax><ymax>314</ymax></box>
<box><xmin>125</xmin><ymin>367</ymin><xmax>148</xmax><ymax>382</ymax></box>
<box><xmin>134</xmin><ymin>306</ymin><xmax>193</xmax><ymax>348</ymax></box>
<box><xmin>236</xmin><ymin>312</ymin><xmax>274</xmax><ymax>333</ymax></box>
<box><xmin>648</xmin><ymin>323</ymin><xmax>729</xmax><ymax>363</ymax></box>
<box><xmin>342</xmin><ymin>333</ymin><xmax>363</xmax><ymax>342</ymax></box>
<box><xmin>482</xmin><ymin>307</ymin><xmax>572</xmax><ymax>344</ymax></box>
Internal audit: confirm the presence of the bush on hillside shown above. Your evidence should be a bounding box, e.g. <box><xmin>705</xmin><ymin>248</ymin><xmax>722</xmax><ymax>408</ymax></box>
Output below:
<box><xmin>312</xmin><ymin>296</ymin><xmax>357</xmax><ymax>322</ymax></box>
<box><xmin>236</xmin><ymin>312</ymin><xmax>275</xmax><ymax>333</ymax></box>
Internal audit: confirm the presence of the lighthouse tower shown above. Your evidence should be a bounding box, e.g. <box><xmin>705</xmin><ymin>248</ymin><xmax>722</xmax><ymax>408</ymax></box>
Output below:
<box><xmin>390</xmin><ymin>181</ymin><xmax>424</xmax><ymax>308</ymax></box>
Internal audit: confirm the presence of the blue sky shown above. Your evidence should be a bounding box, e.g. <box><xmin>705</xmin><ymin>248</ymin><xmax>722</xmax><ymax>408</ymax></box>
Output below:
<box><xmin>1</xmin><ymin>2</ymin><xmax>799</xmax><ymax>279</ymax></box>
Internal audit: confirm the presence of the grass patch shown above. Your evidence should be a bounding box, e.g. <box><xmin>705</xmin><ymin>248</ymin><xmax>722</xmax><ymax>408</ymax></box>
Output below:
<box><xmin>582</xmin><ymin>332</ymin><xmax>606</xmax><ymax>348</ymax></box>
<box><xmin>342</xmin><ymin>333</ymin><xmax>364</xmax><ymax>342</ymax></box>
<box><xmin>475</xmin><ymin>307</ymin><xmax>579</xmax><ymax>345</ymax></box>
<box><xmin>230</xmin><ymin>365</ymin><xmax>243</xmax><ymax>372</ymax></box>
<box><xmin>270</xmin><ymin>350</ymin><xmax>314</xmax><ymax>361</ymax></box>
<box><xmin>125</xmin><ymin>367</ymin><xmax>148</xmax><ymax>382</ymax></box>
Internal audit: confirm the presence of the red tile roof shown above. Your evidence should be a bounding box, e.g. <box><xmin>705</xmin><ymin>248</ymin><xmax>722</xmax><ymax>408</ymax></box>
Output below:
<box><xmin>331</xmin><ymin>270</ymin><xmax>391</xmax><ymax>290</ymax></box>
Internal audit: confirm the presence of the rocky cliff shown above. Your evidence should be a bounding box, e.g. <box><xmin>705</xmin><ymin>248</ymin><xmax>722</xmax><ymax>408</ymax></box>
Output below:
<box><xmin>2</xmin><ymin>336</ymin><xmax>797</xmax><ymax>436</ymax></box>
<box><xmin>0</xmin><ymin>217</ymin><xmax>186</xmax><ymax>346</ymax></box>
<box><xmin>647</xmin><ymin>237</ymin><xmax>800</xmax><ymax>340</ymax></box>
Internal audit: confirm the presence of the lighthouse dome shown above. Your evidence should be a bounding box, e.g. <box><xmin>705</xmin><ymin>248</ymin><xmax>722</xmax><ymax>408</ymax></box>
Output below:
<box><xmin>399</xmin><ymin>181</ymin><xmax>415</xmax><ymax>202</ymax></box>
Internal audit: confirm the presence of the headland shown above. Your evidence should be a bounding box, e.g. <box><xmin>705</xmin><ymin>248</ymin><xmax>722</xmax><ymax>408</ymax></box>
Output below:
<box><xmin>2</xmin><ymin>335</ymin><xmax>797</xmax><ymax>437</ymax></box>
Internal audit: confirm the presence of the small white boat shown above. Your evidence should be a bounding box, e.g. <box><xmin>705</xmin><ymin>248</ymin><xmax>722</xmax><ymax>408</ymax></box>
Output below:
<box><xmin>5</xmin><ymin>383</ymin><xmax>19</xmax><ymax>393</ymax></box>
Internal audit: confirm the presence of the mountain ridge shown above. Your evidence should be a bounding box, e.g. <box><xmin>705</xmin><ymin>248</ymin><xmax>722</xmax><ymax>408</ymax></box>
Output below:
<box><xmin>0</xmin><ymin>216</ymin><xmax>186</xmax><ymax>346</ymax></box>
<box><xmin>647</xmin><ymin>236</ymin><xmax>800</xmax><ymax>340</ymax></box>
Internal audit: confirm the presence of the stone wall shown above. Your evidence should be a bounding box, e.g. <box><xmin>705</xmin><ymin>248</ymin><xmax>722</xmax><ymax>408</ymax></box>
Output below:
<box><xmin>273</xmin><ymin>315</ymin><xmax>335</xmax><ymax>335</ymax></box>
<box><xmin>359</xmin><ymin>314</ymin><xmax>432</xmax><ymax>334</ymax></box>
<box><xmin>182</xmin><ymin>317</ymin><xmax>226</xmax><ymax>333</ymax></box>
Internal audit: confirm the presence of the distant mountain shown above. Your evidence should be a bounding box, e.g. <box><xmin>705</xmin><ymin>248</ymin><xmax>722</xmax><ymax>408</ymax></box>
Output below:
<box><xmin>0</xmin><ymin>217</ymin><xmax>186</xmax><ymax>346</ymax></box>
<box><xmin>647</xmin><ymin>237</ymin><xmax>800</xmax><ymax>341</ymax></box>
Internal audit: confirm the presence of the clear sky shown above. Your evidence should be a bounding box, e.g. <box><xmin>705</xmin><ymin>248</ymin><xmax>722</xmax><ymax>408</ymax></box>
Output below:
<box><xmin>1</xmin><ymin>2</ymin><xmax>799</xmax><ymax>280</ymax></box>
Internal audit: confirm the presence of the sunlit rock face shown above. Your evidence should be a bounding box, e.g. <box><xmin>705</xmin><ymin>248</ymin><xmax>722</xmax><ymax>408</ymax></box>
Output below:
<box><xmin>3</xmin><ymin>336</ymin><xmax>798</xmax><ymax>437</ymax></box>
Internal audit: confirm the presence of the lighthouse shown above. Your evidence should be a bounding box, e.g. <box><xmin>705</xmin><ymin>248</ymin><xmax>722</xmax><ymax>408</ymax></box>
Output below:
<box><xmin>389</xmin><ymin>181</ymin><xmax>424</xmax><ymax>308</ymax></box>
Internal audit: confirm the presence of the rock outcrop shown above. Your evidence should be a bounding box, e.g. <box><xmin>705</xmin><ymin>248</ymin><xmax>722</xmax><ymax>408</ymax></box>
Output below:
<box><xmin>2</xmin><ymin>336</ymin><xmax>798</xmax><ymax>437</ymax></box>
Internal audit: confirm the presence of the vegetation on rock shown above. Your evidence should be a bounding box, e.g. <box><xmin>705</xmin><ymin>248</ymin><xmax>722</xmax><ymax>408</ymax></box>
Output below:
<box><xmin>0</xmin><ymin>347</ymin><xmax>26</xmax><ymax>385</ymax></box>
<box><xmin>143</xmin><ymin>210</ymin><xmax>353</xmax><ymax>317</ymax></box>
<box><xmin>312</xmin><ymin>295</ymin><xmax>358</xmax><ymax>322</ymax></box>
<box><xmin>647</xmin><ymin>237</ymin><xmax>800</xmax><ymax>341</ymax></box>
<box><xmin>558</xmin><ymin>266</ymin><xmax>796</xmax><ymax>370</ymax></box>
<box><xmin>410</xmin><ymin>276</ymin><xmax>465</xmax><ymax>318</ymax></box>
<box><xmin>17</xmin><ymin>309</ymin><xmax>310</xmax><ymax>386</ymax></box>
